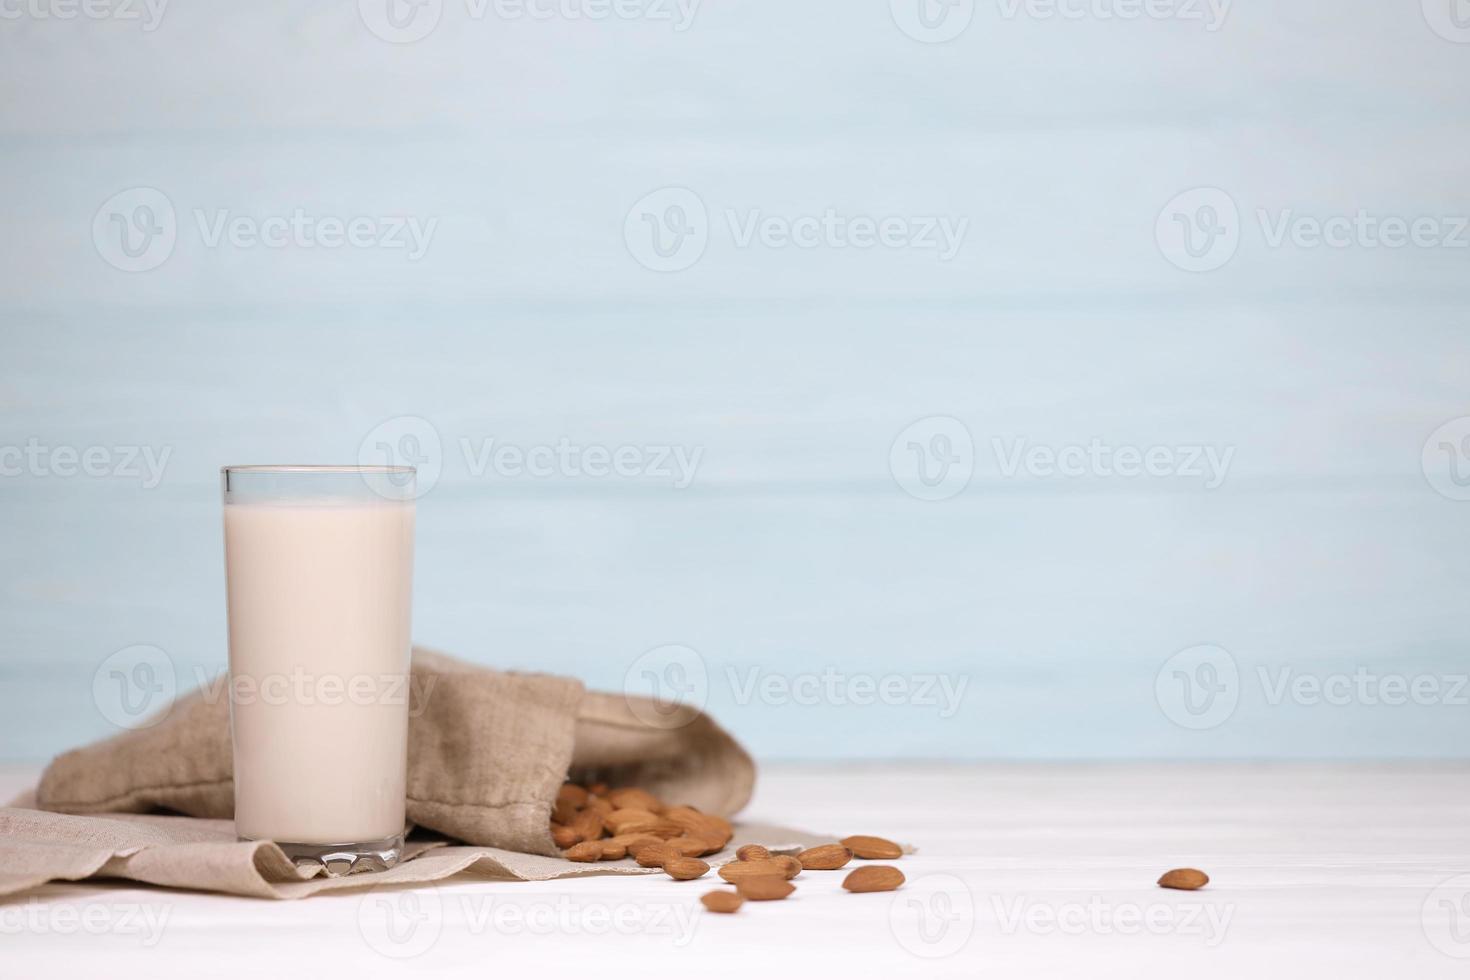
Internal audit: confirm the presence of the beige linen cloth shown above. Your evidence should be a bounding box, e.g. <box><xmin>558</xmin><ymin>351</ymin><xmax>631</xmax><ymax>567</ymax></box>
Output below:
<box><xmin>1</xmin><ymin>649</ymin><xmax>819</xmax><ymax>899</ymax></box>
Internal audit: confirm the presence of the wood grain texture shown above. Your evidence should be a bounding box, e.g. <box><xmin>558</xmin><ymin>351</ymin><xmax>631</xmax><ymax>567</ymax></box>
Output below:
<box><xmin>2</xmin><ymin>763</ymin><xmax>1469</xmax><ymax>977</ymax></box>
<box><xmin>2</xmin><ymin>1</ymin><xmax>1468</xmax><ymax>761</ymax></box>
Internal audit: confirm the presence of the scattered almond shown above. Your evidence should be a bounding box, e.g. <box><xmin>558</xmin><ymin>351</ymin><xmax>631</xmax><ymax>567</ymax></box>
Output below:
<box><xmin>701</xmin><ymin>891</ymin><xmax>744</xmax><ymax>914</ymax></box>
<box><xmin>798</xmin><ymin>844</ymin><xmax>853</xmax><ymax>871</ymax></box>
<box><xmin>666</xmin><ymin>837</ymin><xmax>715</xmax><ymax>858</ymax></box>
<box><xmin>842</xmin><ymin>865</ymin><xmax>905</xmax><ymax>893</ymax></box>
<box><xmin>550</xmin><ymin>780</ymin><xmax>913</xmax><ymax>920</ymax></box>
<box><xmin>564</xmin><ymin>841</ymin><xmax>603</xmax><ymax>863</ymax></box>
<box><xmin>633</xmin><ymin>844</ymin><xmax>676</xmax><ymax>868</ymax></box>
<box><xmin>627</xmin><ymin>839</ymin><xmax>667</xmax><ymax>858</ymax></box>
<box><xmin>719</xmin><ymin>858</ymin><xmax>793</xmax><ymax>883</ymax></box>
<box><xmin>841</xmin><ymin>835</ymin><xmax>902</xmax><ymax>860</ymax></box>
<box><xmin>609</xmin><ymin>832</ymin><xmax>661</xmax><ymax>851</ymax></box>
<box><xmin>1158</xmin><ymin>868</ymin><xmax>1209</xmax><ymax>891</ymax></box>
<box><xmin>664</xmin><ymin>857</ymin><xmax>710</xmax><ymax>881</ymax></box>
<box><xmin>736</xmin><ymin>876</ymin><xmax>795</xmax><ymax>901</ymax></box>
<box><xmin>664</xmin><ymin>806</ymin><xmax>733</xmax><ymax>848</ymax></box>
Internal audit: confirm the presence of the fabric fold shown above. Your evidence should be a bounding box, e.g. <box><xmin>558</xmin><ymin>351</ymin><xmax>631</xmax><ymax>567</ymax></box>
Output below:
<box><xmin>35</xmin><ymin>647</ymin><xmax>756</xmax><ymax>856</ymax></box>
<box><xmin>0</xmin><ymin>807</ymin><xmax>823</xmax><ymax>899</ymax></box>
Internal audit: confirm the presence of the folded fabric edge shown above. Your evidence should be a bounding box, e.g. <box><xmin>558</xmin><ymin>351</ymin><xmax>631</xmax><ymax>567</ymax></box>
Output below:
<box><xmin>33</xmin><ymin>777</ymin><xmax>234</xmax><ymax>814</ymax></box>
<box><xmin>0</xmin><ymin>806</ymin><xmax>827</xmax><ymax>901</ymax></box>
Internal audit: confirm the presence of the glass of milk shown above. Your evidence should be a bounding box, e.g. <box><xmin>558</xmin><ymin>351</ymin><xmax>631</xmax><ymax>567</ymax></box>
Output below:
<box><xmin>221</xmin><ymin>465</ymin><xmax>415</xmax><ymax>875</ymax></box>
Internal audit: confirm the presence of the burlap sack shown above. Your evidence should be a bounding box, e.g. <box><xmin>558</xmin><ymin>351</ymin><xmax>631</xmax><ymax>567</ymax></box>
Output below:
<box><xmin>12</xmin><ymin>646</ymin><xmax>765</xmax><ymax>898</ymax></box>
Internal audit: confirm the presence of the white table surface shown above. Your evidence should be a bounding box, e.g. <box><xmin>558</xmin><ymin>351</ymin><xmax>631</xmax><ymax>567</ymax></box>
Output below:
<box><xmin>3</xmin><ymin>762</ymin><xmax>1469</xmax><ymax>979</ymax></box>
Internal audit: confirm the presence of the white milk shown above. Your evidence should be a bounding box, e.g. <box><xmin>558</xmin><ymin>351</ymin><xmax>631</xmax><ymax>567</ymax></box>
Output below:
<box><xmin>223</xmin><ymin>500</ymin><xmax>414</xmax><ymax>844</ymax></box>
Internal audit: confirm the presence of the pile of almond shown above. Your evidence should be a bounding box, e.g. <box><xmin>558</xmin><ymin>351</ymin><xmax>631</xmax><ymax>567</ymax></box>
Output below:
<box><xmin>551</xmin><ymin>782</ymin><xmax>906</xmax><ymax>914</ymax></box>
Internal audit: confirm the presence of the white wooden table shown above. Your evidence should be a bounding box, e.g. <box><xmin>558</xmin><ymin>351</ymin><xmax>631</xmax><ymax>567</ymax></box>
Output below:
<box><xmin>3</xmin><ymin>763</ymin><xmax>1468</xmax><ymax>978</ymax></box>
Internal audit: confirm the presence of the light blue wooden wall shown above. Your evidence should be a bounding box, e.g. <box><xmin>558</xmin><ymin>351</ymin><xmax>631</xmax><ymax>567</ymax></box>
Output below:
<box><xmin>2</xmin><ymin>0</ymin><xmax>1469</xmax><ymax>762</ymax></box>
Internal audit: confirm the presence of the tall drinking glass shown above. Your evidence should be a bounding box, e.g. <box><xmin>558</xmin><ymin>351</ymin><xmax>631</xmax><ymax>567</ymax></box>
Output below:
<box><xmin>221</xmin><ymin>465</ymin><xmax>415</xmax><ymax>875</ymax></box>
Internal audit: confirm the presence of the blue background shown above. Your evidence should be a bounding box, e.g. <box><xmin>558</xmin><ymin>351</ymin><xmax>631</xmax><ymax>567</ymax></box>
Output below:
<box><xmin>2</xmin><ymin>0</ymin><xmax>1469</xmax><ymax>762</ymax></box>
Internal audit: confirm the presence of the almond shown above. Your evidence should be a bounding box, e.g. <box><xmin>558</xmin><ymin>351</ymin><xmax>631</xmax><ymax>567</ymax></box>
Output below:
<box><xmin>663</xmin><ymin>857</ymin><xmax>710</xmax><ymax>881</ymax></box>
<box><xmin>570</xmin><ymin>809</ymin><xmax>605</xmax><ymax>842</ymax></box>
<box><xmin>585</xmin><ymin>796</ymin><xmax>614</xmax><ymax>818</ymax></box>
<box><xmin>550</xmin><ymin>823</ymin><xmax>581</xmax><ymax>849</ymax></box>
<box><xmin>841</xmin><ymin>835</ymin><xmax>902</xmax><ymax>860</ymax></box>
<box><xmin>691</xmin><ymin>837</ymin><xmax>726</xmax><ymax>857</ymax></box>
<box><xmin>598</xmin><ymin>840</ymin><xmax>628</xmax><ymax>860</ymax></box>
<box><xmin>736</xmin><ymin>844</ymin><xmax>770</xmax><ymax>862</ymax></box>
<box><xmin>552</xmin><ymin>797</ymin><xmax>580</xmax><ymax>826</ymax></box>
<box><xmin>842</xmin><ymin>865</ymin><xmax>905</xmax><ymax>893</ymax></box>
<box><xmin>798</xmin><ymin>844</ymin><xmax>853</xmax><ymax>871</ymax></box>
<box><xmin>700</xmin><ymin>891</ymin><xmax>744</xmax><ymax>914</ymax></box>
<box><xmin>605</xmin><ymin>808</ymin><xmax>661</xmax><ymax>835</ymax></box>
<box><xmin>664</xmin><ymin>806</ymin><xmax>733</xmax><ymax>848</ymax></box>
<box><xmin>587</xmin><ymin>782</ymin><xmax>610</xmax><ymax>796</ymax></box>
<box><xmin>632</xmin><ymin>844</ymin><xmax>676</xmax><ymax>868</ymax></box>
<box><xmin>607</xmin><ymin>787</ymin><xmax>664</xmax><ymax>813</ymax></box>
<box><xmin>736</xmin><ymin>876</ymin><xmax>795</xmax><ymax>901</ymax></box>
<box><xmin>718</xmin><ymin>859</ymin><xmax>792</xmax><ymax>883</ymax></box>
<box><xmin>662</xmin><ymin>804</ymin><xmax>701</xmax><ymax>821</ymax></box>
<box><xmin>564</xmin><ymin>841</ymin><xmax>602</xmax><ymax>863</ymax></box>
<box><xmin>666</xmin><ymin>836</ymin><xmax>716</xmax><ymax>858</ymax></box>
<box><xmin>1158</xmin><ymin>868</ymin><xmax>1209</xmax><ymax>891</ymax></box>
<box><xmin>557</xmin><ymin>783</ymin><xmax>589</xmax><ymax>808</ymax></box>
<box><xmin>610</xmin><ymin>833</ymin><xmax>661</xmax><ymax>852</ymax></box>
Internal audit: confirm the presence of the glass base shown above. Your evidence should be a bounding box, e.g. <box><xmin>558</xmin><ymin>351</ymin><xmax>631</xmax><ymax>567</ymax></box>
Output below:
<box><xmin>265</xmin><ymin>833</ymin><xmax>405</xmax><ymax>877</ymax></box>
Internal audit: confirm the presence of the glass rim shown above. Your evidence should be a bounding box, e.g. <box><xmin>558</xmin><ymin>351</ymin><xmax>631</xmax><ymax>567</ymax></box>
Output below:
<box><xmin>220</xmin><ymin>464</ymin><xmax>416</xmax><ymax>475</ymax></box>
